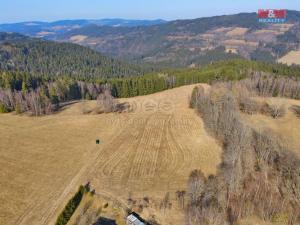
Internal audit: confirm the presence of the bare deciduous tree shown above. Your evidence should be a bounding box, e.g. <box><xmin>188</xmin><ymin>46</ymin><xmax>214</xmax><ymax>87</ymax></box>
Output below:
<box><xmin>176</xmin><ymin>190</ymin><xmax>186</xmax><ymax>209</ymax></box>
<box><xmin>0</xmin><ymin>89</ymin><xmax>14</xmax><ymax>112</ymax></box>
<box><xmin>96</xmin><ymin>89</ymin><xmax>118</xmax><ymax>113</ymax></box>
<box><xmin>188</xmin><ymin>83</ymin><xmax>300</xmax><ymax>225</ymax></box>
<box><xmin>188</xmin><ymin>170</ymin><xmax>206</xmax><ymax>205</ymax></box>
<box><xmin>160</xmin><ymin>192</ymin><xmax>170</xmax><ymax>214</ymax></box>
<box><xmin>239</xmin><ymin>96</ymin><xmax>261</xmax><ymax>114</ymax></box>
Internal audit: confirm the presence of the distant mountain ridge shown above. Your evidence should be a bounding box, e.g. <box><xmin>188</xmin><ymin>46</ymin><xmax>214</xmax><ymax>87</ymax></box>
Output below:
<box><xmin>1</xmin><ymin>11</ymin><xmax>300</xmax><ymax>67</ymax></box>
<box><xmin>0</xmin><ymin>18</ymin><xmax>167</xmax><ymax>38</ymax></box>
<box><xmin>55</xmin><ymin>10</ymin><xmax>300</xmax><ymax>67</ymax></box>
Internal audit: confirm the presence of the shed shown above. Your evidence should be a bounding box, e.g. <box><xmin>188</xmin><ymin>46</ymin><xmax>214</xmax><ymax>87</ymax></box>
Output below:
<box><xmin>126</xmin><ymin>214</ymin><xmax>145</xmax><ymax>225</ymax></box>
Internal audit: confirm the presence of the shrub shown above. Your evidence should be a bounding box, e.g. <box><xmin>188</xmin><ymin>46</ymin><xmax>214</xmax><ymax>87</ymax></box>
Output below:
<box><xmin>50</xmin><ymin>95</ymin><xmax>60</xmax><ymax>111</ymax></box>
<box><xmin>190</xmin><ymin>86</ymin><xmax>202</xmax><ymax>108</ymax></box>
<box><xmin>269</xmin><ymin>104</ymin><xmax>286</xmax><ymax>118</ymax></box>
<box><xmin>261</xmin><ymin>102</ymin><xmax>286</xmax><ymax>118</ymax></box>
<box><xmin>271</xmin><ymin>212</ymin><xmax>289</xmax><ymax>224</ymax></box>
<box><xmin>55</xmin><ymin>185</ymin><xmax>88</xmax><ymax>225</ymax></box>
<box><xmin>15</xmin><ymin>104</ymin><xmax>22</xmax><ymax>114</ymax></box>
<box><xmin>97</xmin><ymin>89</ymin><xmax>118</xmax><ymax>113</ymax></box>
<box><xmin>0</xmin><ymin>103</ymin><xmax>8</xmax><ymax>113</ymax></box>
<box><xmin>239</xmin><ymin>97</ymin><xmax>261</xmax><ymax>114</ymax></box>
<box><xmin>290</xmin><ymin>105</ymin><xmax>300</xmax><ymax>117</ymax></box>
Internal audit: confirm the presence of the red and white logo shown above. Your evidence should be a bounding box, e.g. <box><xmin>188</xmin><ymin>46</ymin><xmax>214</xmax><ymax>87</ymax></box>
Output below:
<box><xmin>258</xmin><ymin>9</ymin><xmax>286</xmax><ymax>19</ymax></box>
<box><xmin>258</xmin><ymin>9</ymin><xmax>286</xmax><ymax>23</ymax></box>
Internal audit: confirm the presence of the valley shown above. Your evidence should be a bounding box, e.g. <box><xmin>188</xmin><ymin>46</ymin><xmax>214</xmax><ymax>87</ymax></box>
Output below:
<box><xmin>54</xmin><ymin>12</ymin><xmax>300</xmax><ymax>67</ymax></box>
<box><xmin>0</xmin><ymin>4</ymin><xmax>300</xmax><ymax>225</ymax></box>
<box><xmin>2</xmin><ymin>11</ymin><xmax>300</xmax><ymax>67</ymax></box>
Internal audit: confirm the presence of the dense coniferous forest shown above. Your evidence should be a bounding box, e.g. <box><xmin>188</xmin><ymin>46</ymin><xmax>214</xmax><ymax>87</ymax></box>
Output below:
<box><xmin>1</xmin><ymin>59</ymin><xmax>300</xmax><ymax>115</ymax></box>
<box><xmin>0</xmin><ymin>32</ymin><xmax>146</xmax><ymax>78</ymax></box>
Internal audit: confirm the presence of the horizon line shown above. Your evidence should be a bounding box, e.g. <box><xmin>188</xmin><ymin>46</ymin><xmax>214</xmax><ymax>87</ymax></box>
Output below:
<box><xmin>0</xmin><ymin>9</ymin><xmax>297</xmax><ymax>25</ymax></box>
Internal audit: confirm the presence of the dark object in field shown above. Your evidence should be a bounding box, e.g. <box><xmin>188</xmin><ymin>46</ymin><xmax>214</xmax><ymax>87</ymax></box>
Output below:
<box><xmin>96</xmin><ymin>139</ymin><xmax>100</xmax><ymax>144</ymax></box>
<box><xmin>93</xmin><ymin>217</ymin><xmax>116</xmax><ymax>225</ymax></box>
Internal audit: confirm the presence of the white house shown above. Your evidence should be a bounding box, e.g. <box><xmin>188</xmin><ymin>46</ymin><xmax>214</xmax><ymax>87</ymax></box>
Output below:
<box><xmin>126</xmin><ymin>214</ymin><xmax>145</xmax><ymax>225</ymax></box>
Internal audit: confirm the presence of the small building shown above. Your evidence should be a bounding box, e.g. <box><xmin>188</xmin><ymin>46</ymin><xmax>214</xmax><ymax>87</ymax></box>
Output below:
<box><xmin>126</xmin><ymin>214</ymin><xmax>145</xmax><ymax>225</ymax></box>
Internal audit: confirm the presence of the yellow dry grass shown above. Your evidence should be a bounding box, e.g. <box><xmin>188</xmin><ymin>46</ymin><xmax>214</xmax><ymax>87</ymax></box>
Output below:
<box><xmin>252</xmin><ymin>29</ymin><xmax>279</xmax><ymax>35</ymax></box>
<box><xmin>222</xmin><ymin>39</ymin><xmax>258</xmax><ymax>47</ymax></box>
<box><xmin>0</xmin><ymin>84</ymin><xmax>222</xmax><ymax>225</ymax></box>
<box><xmin>238</xmin><ymin>216</ymin><xmax>283</xmax><ymax>225</ymax></box>
<box><xmin>242</xmin><ymin>97</ymin><xmax>300</xmax><ymax>158</ymax></box>
<box><xmin>199</xmin><ymin>33</ymin><xmax>215</xmax><ymax>39</ymax></box>
<box><xmin>278</xmin><ymin>50</ymin><xmax>300</xmax><ymax>65</ymax></box>
<box><xmin>226</xmin><ymin>27</ymin><xmax>248</xmax><ymax>37</ymax></box>
<box><xmin>252</xmin><ymin>24</ymin><xmax>293</xmax><ymax>36</ymax></box>
<box><xmin>210</xmin><ymin>27</ymin><xmax>232</xmax><ymax>33</ymax></box>
<box><xmin>69</xmin><ymin>35</ymin><xmax>88</xmax><ymax>42</ymax></box>
<box><xmin>36</xmin><ymin>31</ymin><xmax>55</xmax><ymax>37</ymax></box>
<box><xmin>225</xmin><ymin>47</ymin><xmax>238</xmax><ymax>54</ymax></box>
<box><xmin>271</xmin><ymin>23</ymin><xmax>294</xmax><ymax>33</ymax></box>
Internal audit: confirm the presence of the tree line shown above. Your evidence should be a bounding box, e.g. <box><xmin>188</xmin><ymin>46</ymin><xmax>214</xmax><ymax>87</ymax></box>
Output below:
<box><xmin>187</xmin><ymin>81</ymin><xmax>300</xmax><ymax>225</ymax></box>
<box><xmin>1</xmin><ymin>59</ymin><xmax>300</xmax><ymax>116</ymax></box>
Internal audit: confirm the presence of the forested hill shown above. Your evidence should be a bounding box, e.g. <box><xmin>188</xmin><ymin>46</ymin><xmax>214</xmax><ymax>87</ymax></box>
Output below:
<box><xmin>2</xmin><ymin>11</ymin><xmax>300</xmax><ymax>67</ymax></box>
<box><xmin>0</xmin><ymin>32</ymin><xmax>145</xmax><ymax>78</ymax></box>
<box><xmin>56</xmin><ymin>10</ymin><xmax>300</xmax><ymax>67</ymax></box>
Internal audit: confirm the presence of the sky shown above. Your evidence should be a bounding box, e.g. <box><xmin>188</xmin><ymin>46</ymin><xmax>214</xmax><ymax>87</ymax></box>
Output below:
<box><xmin>0</xmin><ymin>0</ymin><xmax>299</xmax><ymax>23</ymax></box>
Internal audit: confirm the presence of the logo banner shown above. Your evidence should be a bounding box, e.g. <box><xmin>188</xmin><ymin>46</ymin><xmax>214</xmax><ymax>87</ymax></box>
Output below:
<box><xmin>258</xmin><ymin>9</ymin><xmax>286</xmax><ymax>23</ymax></box>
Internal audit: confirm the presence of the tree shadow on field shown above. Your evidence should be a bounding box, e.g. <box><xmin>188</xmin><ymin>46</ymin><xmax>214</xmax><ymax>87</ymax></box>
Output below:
<box><xmin>93</xmin><ymin>217</ymin><xmax>117</xmax><ymax>225</ymax></box>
